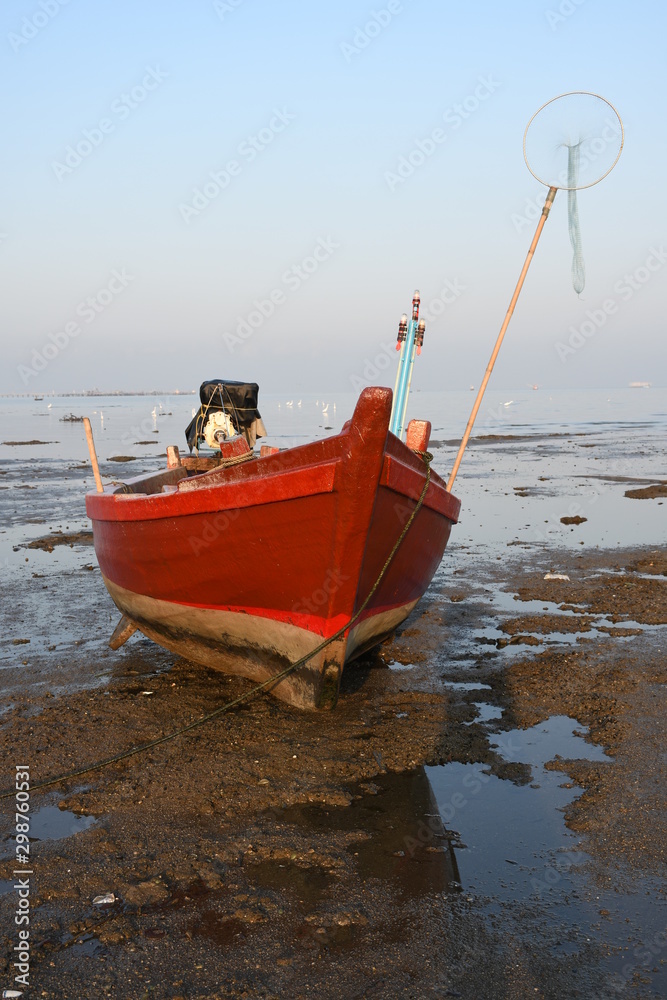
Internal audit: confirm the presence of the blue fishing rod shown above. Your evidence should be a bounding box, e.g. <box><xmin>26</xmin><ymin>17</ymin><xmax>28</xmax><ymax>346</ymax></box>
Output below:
<box><xmin>389</xmin><ymin>290</ymin><xmax>426</xmax><ymax>438</ymax></box>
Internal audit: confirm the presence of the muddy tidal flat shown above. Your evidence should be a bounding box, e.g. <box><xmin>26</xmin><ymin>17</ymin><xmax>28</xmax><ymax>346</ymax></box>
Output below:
<box><xmin>0</xmin><ymin>389</ymin><xmax>665</xmax><ymax>999</ymax></box>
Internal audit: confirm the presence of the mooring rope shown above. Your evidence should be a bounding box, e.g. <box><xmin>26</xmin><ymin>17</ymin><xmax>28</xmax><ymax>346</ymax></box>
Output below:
<box><xmin>217</xmin><ymin>449</ymin><xmax>256</xmax><ymax>469</ymax></box>
<box><xmin>0</xmin><ymin>454</ymin><xmax>432</xmax><ymax>800</ymax></box>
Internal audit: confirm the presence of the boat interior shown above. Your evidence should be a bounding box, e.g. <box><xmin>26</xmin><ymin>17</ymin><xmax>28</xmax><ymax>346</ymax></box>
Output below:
<box><xmin>112</xmin><ymin>453</ymin><xmax>230</xmax><ymax>496</ymax></box>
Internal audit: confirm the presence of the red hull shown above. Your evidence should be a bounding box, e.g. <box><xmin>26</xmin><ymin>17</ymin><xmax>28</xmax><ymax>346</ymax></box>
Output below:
<box><xmin>86</xmin><ymin>388</ymin><xmax>460</xmax><ymax>709</ymax></box>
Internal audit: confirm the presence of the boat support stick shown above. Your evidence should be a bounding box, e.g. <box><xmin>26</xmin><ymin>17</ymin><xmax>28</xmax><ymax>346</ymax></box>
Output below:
<box><xmin>83</xmin><ymin>417</ymin><xmax>104</xmax><ymax>493</ymax></box>
<box><xmin>447</xmin><ymin>185</ymin><xmax>557</xmax><ymax>493</ymax></box>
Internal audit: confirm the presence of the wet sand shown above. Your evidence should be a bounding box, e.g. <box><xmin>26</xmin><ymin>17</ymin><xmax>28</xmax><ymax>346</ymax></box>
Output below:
<box><xmin>1</xmin><ymin>528</ymin><xmax>665</xmax><ymax>998</ymax></box>
<box><xmin>1</xmin><ymin>389</ymin><xmax>666</xmax><ymax>998</ymax></box>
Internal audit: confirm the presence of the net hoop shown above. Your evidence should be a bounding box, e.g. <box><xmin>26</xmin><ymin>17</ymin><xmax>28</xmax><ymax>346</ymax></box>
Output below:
<box><xmin>523</xmin><ymin>91</ymin><xmax>624</xmax><ymax>191</ymax></box>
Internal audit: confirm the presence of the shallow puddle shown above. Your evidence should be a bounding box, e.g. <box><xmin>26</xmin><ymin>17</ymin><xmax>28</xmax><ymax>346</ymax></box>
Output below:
<box><xmin>29</xmin><ymin>804</ymin><xmax>97</xmax><ymax>842</ymax></box>
<box><xmin>425</xmin><ymin>716</ymin><xmax>609</xmax><ymax>901</ymax></box>
<box><xmin>493</xmin><ymin>715</ymin><xmax>609</xmax><ymax>768</ymax></box>
<box><xmin>270</xmin><ymin>714</ymin><xmax>665</xmax><ymax>994</ymax></box>
<box><xmin>443</xmin><ymin>681</ymin><xmax>492</xmax><ymax>692</ymax></box>
<box><xmin>425</xmin><ymin>716</ymin><xmax>666</xmax><ymax>994</ymax></box>
<box><xmin>0</xmin><ymin>804</ymin><xmax>96</xmax><ymax>861</ymax></box>
<box><xmin>466</xmin><ymin>702</ymin><xmax>503</xmax><ymax>725</ymax></box>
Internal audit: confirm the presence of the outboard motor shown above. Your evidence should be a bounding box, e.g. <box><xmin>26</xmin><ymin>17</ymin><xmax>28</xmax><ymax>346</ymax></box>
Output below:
<box><xmin>185</xmin><ymin>380</ymin><xmax>267</xmax><ymax>453</ymax></box>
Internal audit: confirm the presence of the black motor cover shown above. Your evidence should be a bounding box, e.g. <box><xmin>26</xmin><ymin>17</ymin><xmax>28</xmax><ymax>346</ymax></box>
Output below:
<box><xmin>185</xmin><ymin>380</ymin><xmax>263</xmax><ymax>451</ymax></box>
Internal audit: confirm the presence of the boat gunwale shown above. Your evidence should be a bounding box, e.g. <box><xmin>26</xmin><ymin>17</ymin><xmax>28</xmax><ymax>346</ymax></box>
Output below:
<box><xmin>86</xmin><ymin>419</ymin><xmax>460</xmax><ymax>524</ymax></box>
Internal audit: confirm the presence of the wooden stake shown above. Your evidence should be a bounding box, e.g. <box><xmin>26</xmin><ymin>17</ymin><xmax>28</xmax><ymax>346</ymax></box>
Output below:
<box><xmin>83</xmin><ymin>417</ymin><xmax>104</xmax><ymax>493</ymax></box>
<box><xmin>109</xmin><ymin>615</ymin><xmax>138</xmax><ymax>650</ymax></box>
<box><xmin>447</xmin><ymin>186</ymin><xmax>557</xmax><ymax>493</ymax></box>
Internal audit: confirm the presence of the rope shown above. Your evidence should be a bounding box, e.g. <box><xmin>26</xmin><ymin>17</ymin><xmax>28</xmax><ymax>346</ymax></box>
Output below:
<box><xmin>0</xmin><ymin>453</ymin><xmax>432</xmax><ymax>800</ymax></box>
<box><xmin>216</xmin><ymin>449</ymin><xmax>255</xmax><ymax>470</ymax></box>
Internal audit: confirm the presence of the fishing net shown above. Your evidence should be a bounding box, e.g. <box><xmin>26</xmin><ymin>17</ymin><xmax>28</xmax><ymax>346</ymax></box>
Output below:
<box><xmin>446</xmin><ymin>92</ymin><xmax>624</xmax><ymax>492</ymax></box>
<box><xmin>523</xmin><ymin>92</ymin><xmax>623</xmax><ymax>294</ymax></box>
<box><xmin>567</xmin><ymin>144</ymin><xmax>585</xmax><ymax>293</ymax></box>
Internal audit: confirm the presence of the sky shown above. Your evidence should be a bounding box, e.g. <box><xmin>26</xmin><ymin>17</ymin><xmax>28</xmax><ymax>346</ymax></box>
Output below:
<box><xmin>1</xmin><ymin>0</ymin><xmax>665</xmax><ymax>394</ymax></box>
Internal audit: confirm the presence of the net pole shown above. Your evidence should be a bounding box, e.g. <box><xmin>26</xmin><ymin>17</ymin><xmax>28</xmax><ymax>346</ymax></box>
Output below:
<box><xmin>389</xmin><ymin>336</ymin><xmax>407</xmax><ymax>431</ymax></box>
<box><xmin>391</xmin><ymin>316</ymin><xmax>416</xmax><ymax>437</ymax></box>
<box><xmin>398</xmin><ymin>336</ymin><xmax>418</xmax><ymax>436</ymax></box>
<box><xmin>446</xmin><ymin>185</ymin><xmax>557</xmax><ymax>493</ymax></box>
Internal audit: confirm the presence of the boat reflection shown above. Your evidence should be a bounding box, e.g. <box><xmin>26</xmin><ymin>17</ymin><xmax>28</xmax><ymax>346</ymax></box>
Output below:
<box><xmin>275</xmin><ymin>767</ymin><xmax>461</xmax><ymax>897</ymax></box>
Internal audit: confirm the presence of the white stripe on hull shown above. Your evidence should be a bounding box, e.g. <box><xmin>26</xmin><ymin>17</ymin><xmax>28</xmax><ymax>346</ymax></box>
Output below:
<box><xmin>103</xmin><ymin>576</ymin><xmax>418</xmax><ymax>709</ymax></box>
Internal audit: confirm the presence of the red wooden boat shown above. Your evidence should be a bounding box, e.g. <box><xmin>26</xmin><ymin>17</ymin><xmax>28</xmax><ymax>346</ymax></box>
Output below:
<box><xmin>86</xmin><ymin>387</ymin><xmax>460</xmax><ymax>710</ymax></box>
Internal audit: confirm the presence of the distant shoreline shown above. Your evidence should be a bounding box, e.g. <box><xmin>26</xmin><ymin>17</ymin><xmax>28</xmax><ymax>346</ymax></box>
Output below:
<box><xmin>0</xmin><ymin>385</ymin><xmax>662</xmax><ymax>399</ymax></box>
<box><xmin>0</xmin><ymin>390</ymin><xmax>197</xmax><ymax>398</ymax></box>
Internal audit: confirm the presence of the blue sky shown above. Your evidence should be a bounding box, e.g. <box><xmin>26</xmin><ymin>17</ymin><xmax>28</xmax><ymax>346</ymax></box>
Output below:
<box><xmin>1</xmin><ymin>0</ymin><xmax>665</xmax><ymax>393</ymax></box>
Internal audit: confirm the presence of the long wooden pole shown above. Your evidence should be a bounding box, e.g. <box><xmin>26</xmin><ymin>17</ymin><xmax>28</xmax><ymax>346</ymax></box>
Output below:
<box><xmin>447</xmin><ymin>186</ymin><xmax>557</xmax><ymax>493</ymax></box>
<box><xmin>83</xmin><ymin>417</ymin><xmax>104</xmax><ymax>493</ymax></box>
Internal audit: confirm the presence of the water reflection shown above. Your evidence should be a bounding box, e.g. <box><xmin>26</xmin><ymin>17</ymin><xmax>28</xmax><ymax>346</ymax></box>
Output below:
<box><xmin>274</xmin><ymin>768</ymin><xmax>462</xmax><ymax>898</ymax></box>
